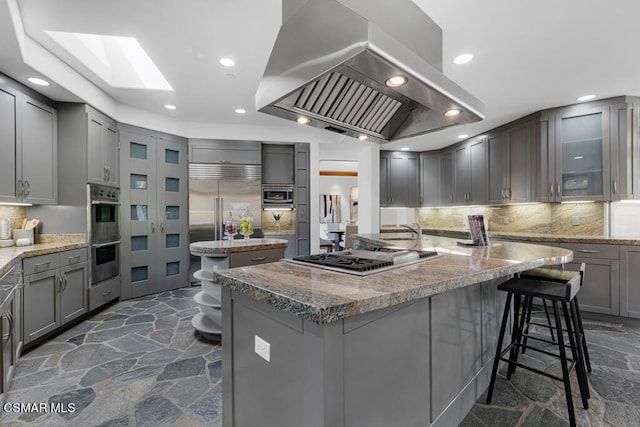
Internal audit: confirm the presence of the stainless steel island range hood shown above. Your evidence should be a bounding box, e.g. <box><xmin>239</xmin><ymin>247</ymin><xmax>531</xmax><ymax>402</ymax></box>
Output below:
<box><xmin>256</xmin><ymin>0</ymin><xmax>484</xmax><ymax>143</ymax></box>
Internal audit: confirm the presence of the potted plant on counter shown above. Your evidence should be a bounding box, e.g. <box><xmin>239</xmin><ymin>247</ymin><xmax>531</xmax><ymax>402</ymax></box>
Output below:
<box><xmin>272</xmin><ymin>213</ymin><xmax>281</xmax><ymax>229</ymax></box>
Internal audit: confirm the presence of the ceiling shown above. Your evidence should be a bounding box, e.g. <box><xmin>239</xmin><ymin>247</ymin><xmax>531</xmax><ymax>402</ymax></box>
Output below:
<box><xmin>4</xmin><ymin>0</ymin><xmax>640</xmax><ymax>151</ymax></box>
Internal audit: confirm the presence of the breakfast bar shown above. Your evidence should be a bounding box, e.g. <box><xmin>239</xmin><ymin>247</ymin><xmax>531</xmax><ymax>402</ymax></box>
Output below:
<box><xmin>214</xmin><ymin>235</ymin><xmax>572</xmax><ymax>427</ymax></box>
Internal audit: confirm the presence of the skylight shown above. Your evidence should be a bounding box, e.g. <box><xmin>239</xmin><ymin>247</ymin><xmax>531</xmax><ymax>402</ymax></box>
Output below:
<box><xmin>45</xmin><ymin>31</ymin><xmax>174</xmax><ymax>91</ymax></box>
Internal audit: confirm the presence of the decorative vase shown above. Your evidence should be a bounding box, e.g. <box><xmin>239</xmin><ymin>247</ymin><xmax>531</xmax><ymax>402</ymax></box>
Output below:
<box><xmin>240</xmin><ymin>208</ymin><xmax>254</xmax><ymax>240</ymax></box>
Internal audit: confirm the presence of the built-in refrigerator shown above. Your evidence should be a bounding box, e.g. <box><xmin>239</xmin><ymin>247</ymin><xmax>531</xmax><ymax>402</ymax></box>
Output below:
<box><xmin>188</xmin><ymin>163</ymin><xmax>262</xmax><ymax>280</ymax></box>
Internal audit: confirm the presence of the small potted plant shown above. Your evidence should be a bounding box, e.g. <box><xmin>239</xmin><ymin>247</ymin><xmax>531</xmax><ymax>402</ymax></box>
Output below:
<box><xmin>272</xmin><ymin>212</ymin><xmax>281</xmax><ymax>228</ymax></box>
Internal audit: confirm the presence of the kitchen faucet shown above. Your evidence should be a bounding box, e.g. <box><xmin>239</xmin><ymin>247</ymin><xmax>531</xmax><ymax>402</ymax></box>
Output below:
<box><xmin>399</xmin><ymin>223</ymin><xmax>422</xmax><ymax>240</ymax></box>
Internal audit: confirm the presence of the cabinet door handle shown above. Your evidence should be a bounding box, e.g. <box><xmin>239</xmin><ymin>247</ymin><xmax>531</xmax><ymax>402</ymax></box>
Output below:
<box><xmin>17</xmin><ymin>179</ymin><xmax>23</xmax><ymax>197</ymax></box>
<box><xmin>24</xmin><ymin>180</ymin><xmax>30</xmax><ymax>197</ymax></box>
<box><xmin>151</xmin><ymin>222</ymin><xmax>155</xmax><ymax>233</ymax></box>
<box><xmin>35</xmin><ymin>261</ymin><xmax>51</xmax><ymax>272</ymax></box>
<box><xmin>160</xmin><ymin>222</ymin><xmax>165</xmax><ymax>233</ymax></box>
<box><xmin>557</xmin><ymin>182</ymin><xmax>561</xmax><ymax>197</ymax></box>
<box><xmin>613</xmin><ymin>179</ymin><xmax>618</xmax><ymax>195</ymax></box>
<box><xmin>550</xmin><ymin>184</ymin><xmax>554</xmax><ymax>197</ymax></box>
<box><xmin>577</xmin><ymin>249</ymin><xmax>599</xmax><ymax>254</ymax></box>
<box><xmin>251</xmin><ymin>257</ymin><xmax>266</xmax><ymax>261</ymax></box>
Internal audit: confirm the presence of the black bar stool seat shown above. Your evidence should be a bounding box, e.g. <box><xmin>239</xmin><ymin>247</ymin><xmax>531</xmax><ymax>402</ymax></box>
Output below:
<box><xmin>520</xmin><ymin>264</ymin><xmax>591</xmax><ymax>373</ymax></box>
<box><xmin>486</xmin><ymin>275</ymin><xmax>590</xmax><ymax>427</ymax></box>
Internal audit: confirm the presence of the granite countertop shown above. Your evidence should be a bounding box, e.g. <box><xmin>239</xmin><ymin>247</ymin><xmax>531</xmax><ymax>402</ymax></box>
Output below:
<box><xmin>0</xmin><ymin>238</ymin><xmax>88</xmax><ymax>277</ymax></box>
<box><xmin>413</xmin><ymin>228</ymin><xmax>640</xmax><ymax>245</ymax></box>
<box><xmin>190</xmin><ymin>238</ymin><xmax>288</xmax><ymax>256</ymax></box>
<box><xmin>213</xmin><ymin>234</ymin><xmax>573</xmax><ymax>324</ymax></box>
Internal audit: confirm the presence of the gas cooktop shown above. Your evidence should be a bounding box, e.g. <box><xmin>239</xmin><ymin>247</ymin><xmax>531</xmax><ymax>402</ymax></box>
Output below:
<box><xmin>287</xmin><ymin>248</ymin><xmax>440</xmax><ymax>276</ymax></box>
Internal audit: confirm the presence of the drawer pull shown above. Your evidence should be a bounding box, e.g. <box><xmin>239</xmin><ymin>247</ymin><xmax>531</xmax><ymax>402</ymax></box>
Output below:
<box><xmin>68</xmin><ymin>255</ymin><xmax>81</xmax><ymax>264</ymax></box>
<box><xmin>251</xmin><ymin>257</ymin><xmax>267</xmax><ymax>261</ymax></box>
<box><xmin>35</xmin><ymin>261</ymin><xmax>52</xmax><ymax>271</ymax></box>
<box><xmin>577</xmin><ymin>249</ymin><xmax>599</xmax><ymax>253</ymax></box>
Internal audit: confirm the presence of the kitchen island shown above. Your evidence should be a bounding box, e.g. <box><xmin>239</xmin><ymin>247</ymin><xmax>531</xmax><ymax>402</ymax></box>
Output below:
<box><xmin>189</xmin><ymin>238</ymin><xmax>288</xmax><ymax>337</ymax></box>
<box><xmin>214</xmin><ymin>235</ymin><xmax>572</xmax><ymax>427</ymax></box>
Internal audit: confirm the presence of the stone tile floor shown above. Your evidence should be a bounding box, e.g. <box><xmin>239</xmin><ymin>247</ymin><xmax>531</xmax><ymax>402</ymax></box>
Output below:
<box><xmin>461</xmin><ymin>313</ymin><xmax>640</xmax><ymax>426</ymax></box>
<box><xmin>0</xmin><ymin>286</ymin><xmax>223</xmax><ymax>427</ymax></box>
<box><xmin>2</xmin><ymin>287</ymin><xmax>640</xmax><ymax>426</ymax></box>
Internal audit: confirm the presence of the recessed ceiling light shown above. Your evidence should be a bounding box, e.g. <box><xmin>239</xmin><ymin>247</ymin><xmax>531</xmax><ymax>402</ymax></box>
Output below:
<box><xmin>577</xmin><ymin>94</ymin><xmax>596</xmax><ymax>102</ymax></box>
<box><xmin>573</xmin><ymin>156</ymin><xmax>584</xmax><ymax>160</ymax></box>
<box><xmin>358</xmin><ymin>135</ymin><xmax>369</xmax><ymax>141</ymax></box>
<box><xmin>458</xmin><ymin>134</ymin><xmax>469</xmax><ymax>139</ymax></box>
<box><xmin>220</xmin><ymin>57</ymin><xmax>235</xmax><ymax>67</ymax></box>
<box><xmin>453</xmin><ymin>54</ymin><xmax>474</xmax><ymax>65</ymax></box>
<box><xmin>401</xmin><ymin>147</ymin><xmax>410</xmax><ymax>151</ymax></box>
<box><xmin>385</xmin><ymin>75</ymin><xmax>407</xmax><ymax>88</ymax></box>
<box><xmin>297</xmin><ymin>117</ymin><xmax>310</xmax><ymax>125</ymax></box>
<box><xmin>164</xmin><ymin>104</ymin><xmax>176</xmax><ymax>110</ymax></box>
<box><xmin>235</xmin><ymin>108</ymin><xmax>246</xmax><ymax>114</ymax></box>
<box><xmin>444</xmin><ymin>109</ymin><xmax>462</xmax><ymax>117</ymax></box>
<box><xmin>28</xmin><ymin>77</ymin><xmax>50</xmax><ymax>86</ymax></box>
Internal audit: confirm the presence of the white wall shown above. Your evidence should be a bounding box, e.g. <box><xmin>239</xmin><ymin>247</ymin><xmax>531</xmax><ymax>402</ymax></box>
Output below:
<box><xmin>610</xmin><ymin>202</ymin><xmax>640</xmax><ymax>236</ymax></box>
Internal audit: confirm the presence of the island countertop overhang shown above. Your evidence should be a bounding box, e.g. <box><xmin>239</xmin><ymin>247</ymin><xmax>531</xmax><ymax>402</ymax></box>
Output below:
<box><xmin>212</xmin><ymin>234</ymin><xmax>573</xmax><ymax>324</ymax></box>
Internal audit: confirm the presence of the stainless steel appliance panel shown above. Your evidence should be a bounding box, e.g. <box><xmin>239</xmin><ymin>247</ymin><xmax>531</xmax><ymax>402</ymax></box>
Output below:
<box><xmin>262</xmin><ymin>184</ymin><xmax>295</xmax><ymax>209</ymax></box>
<box><xmin>89</xmin><ymin>184</ymin><xmax>120</xmax><ymax>243</ymax></box>
<box><xmin>91</xmin><ymin>241</ymin><xmax>120</xmax><ymax>283</ymax></box>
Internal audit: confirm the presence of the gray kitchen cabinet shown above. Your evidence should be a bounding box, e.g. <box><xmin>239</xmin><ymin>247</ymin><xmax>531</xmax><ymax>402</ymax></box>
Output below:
<box><xmin>535</xmin><ymin>104</ymin><xmax>610</xmax><ymax>202</ymax></box>
<box><xmin>87</xmin><ymin>107</ymin><xmax>119</xmax><ymax>187</ymax></box>
<box><xmin>22</xmin><ymin>249</ymin><xmax>88</xmax><ymax>345</ymax></box>
<box><xmin>0</xmin><ymin>83</ymin><xmax>57</xmax><ymax>205</ymax></box>
<box><xmin>420</xmin><ymin>152</ymin><xmax>440</xmax><ymax>206</ymax></box>
<box><xmin>380</xmin><ymin>151</ymin><xmax>420</xmax><ymax>207</ymax></box>
<box><xmin>229</xmin><ymin>248</ymin><xmax>285</xmax><ymax>268</ymax></box>
<box><xmin>119</xmin><ymin>125</ymin><xmax>189</xmax><ymax>299</ymax></box>
<box><xmin>189</xmin><ymin>139</ymin><xmax>261</xmax><ymax>164</ymax></box>
<box><xmin>440</xmin><ymin>150</ymin><xmax>454</xmax><ymax>204</ymax></box>
<box><xmin>610</xmin><ymin>102</ymin><xmax>633</xmax><ymax>200</ymax></box>
<box><xmin>487</xmin><ymin>120</ymin><xmax>532</xmax><ymax>204</ymax></box>
<box><xmin>58</xmin><ymin>103</ymin><xmax>119</xmax><ymax>206</ymax></box>
<box><xmin>295</xmin><ymin>143</ymin><xmax>310</xmax><ymax>256</ymax></box>
<box><xmin>266</xmin><ymin>233</ymin><xmax>296</xmax><ymax>258</ymax></box>
<box><xmin>380</xmin><ymin>152</ymin><xmax>390</xmax><ymax>206</ymax></box>
<box><xmin>454</xmin><ymin>137</ymin><xmax>487</xmax><ymax>204</ymax></box>
<box><xmin>553</xmin><ymin>243</ymin><xmax>620</xmax><ymax>316</ymax></box>
<box><xmin>262</xmin><ymin>144</ymin><xmax>294</xmax><ymax>184</ymax></box>
<box><xmin>620</xmin><ymin>245</ymin><xmax>640</xmax><ymax>318</ymax></box>
<box><xmin>0</xmin><ymin>265</ymin><xmax>22</xmax><ymax>405</ymax></box>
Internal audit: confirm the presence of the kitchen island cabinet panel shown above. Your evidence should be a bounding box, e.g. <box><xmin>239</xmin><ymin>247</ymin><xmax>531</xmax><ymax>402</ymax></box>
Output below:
<box><xmin>620</xmin><ymin>246</ymin><xmax>640</xmax><ymax>318</ymax></box>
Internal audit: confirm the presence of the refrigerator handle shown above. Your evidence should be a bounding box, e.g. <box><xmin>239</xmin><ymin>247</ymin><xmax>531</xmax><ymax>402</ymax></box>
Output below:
<box><xmin>213</xmin><ymin>198</ymin><xmax>220</xmax><ymax>240</ymax></box>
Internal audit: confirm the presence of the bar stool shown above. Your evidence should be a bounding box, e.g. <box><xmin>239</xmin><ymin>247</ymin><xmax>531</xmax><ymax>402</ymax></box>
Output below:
<box><xmin>520</xmin><ymin>263</ymin><xmax>591</xmax><ymax>372</ymax></box>
<box><xmin>486</xmin><ymin>275</ymin><xmax>589</xmax><ymax>427</ymax></box>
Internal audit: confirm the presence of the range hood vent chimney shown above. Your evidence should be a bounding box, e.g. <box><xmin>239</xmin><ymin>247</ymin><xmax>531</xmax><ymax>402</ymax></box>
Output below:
<box><xmin>256</xmin><ymin>0</ymin><xmax>484</xmax><ymax>143</ymax></box>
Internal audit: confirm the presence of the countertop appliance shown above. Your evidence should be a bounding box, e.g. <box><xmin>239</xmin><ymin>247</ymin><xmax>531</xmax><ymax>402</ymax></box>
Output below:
<box><xmin>256</xmin><ymin>0</ymin><xmax>484</xmax><ymax>142</ymax></box>
<box><xmin>287</xmin><ymin>248</ymin><xmax>440</xmax><ymax>276</ymax></box>
<box><xmin>263</xmin><ymin>184</ymin><xmax>294</xmax><ymax>209</ymax></box>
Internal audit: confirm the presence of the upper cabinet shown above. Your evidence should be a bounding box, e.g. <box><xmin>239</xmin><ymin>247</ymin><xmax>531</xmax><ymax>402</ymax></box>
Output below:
<box><xmin>58</xmin><ymin>104</ymin><xmax>119</xmax><ymax>205</ymax></box>
<box><xmin>262</xmin><ymin>144</ymin><xmax>294</xmax><ymax>184</ymax></box>
<box><xmin>87</xmin><ymin>107</ymin><xmax>119</xmax><ymax>187</ymax></box>
<box><xmin>189</xmin><ymin>139</ymin><xmax>261</xmax><ymax>164</ymax></box>
<box><xmin>487</xmin><ymin>120</ymin><xmax>532</xmax><ymax>204</ymax></box>
<box><xmin>380</xmin><ymin>151</ymin><xmax>420</xmax><ymax>207</ymax></box>
<box><xmin>454</xmin><ymin>137</ymin><xmax>487</xmax><ymax>204</ymax></box>
<box><xmin>0</xmin><ymin>84</ymin><xmax>57</xmax><ymax>205</ymax></box>
<box><xmin>535</xmin><ymin>102</ymin><xmax>633</xmax><ymax>202</ymax></box>
<box><xmin>420</xmin><ymin>152</ymin><xmax>440</xmax><ymax>206</ymax></box>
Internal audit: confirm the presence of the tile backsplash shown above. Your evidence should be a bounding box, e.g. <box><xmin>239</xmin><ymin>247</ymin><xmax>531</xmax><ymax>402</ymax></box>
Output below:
<box><xmin>261</xmin><ymin>210</ymin><xmax>296</xmax><ymax>233</ymax></box>
<box><xmin>419</xmin><ymin>202</ymin><xmax>606</xmax><ymax>236</ymax></box>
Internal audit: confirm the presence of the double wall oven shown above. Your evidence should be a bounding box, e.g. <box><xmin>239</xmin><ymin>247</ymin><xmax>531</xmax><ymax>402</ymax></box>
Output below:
<box><xmin>89</xmin><ymin>184</ymin><xmax>120</xmax><ymax>285</ymax></box>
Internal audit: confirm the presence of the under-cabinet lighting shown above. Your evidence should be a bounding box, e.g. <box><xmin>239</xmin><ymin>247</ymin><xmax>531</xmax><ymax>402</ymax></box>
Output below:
<box><xmin>263</xmin><ymin>208</ymin><xmax>294</xmax><ymax>211</ymax></box>
<box><xmin>0</xmin><ymin>202</ymin><xmax>32</xmax><ymax>207</ymax></box>
<box><xmin>573</xmin><ymin>156</ymin><xmax>584</xmax><ymax>160</ymax></box>
<box><xmin>560</xmin><ymin>201</ymin><xmax>595</xmax><ymax>204</ymax></box>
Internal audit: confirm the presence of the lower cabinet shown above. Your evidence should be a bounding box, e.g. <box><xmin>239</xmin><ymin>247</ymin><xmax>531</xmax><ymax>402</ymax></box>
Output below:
<box><xmin>620</xmin><ymin>246</ymin><xmax>640</xmax><ymax>318</ymax></box>
<box><xmin>228</xmin><ymin>248</ymin><xmax>285</xmax><ymax>268</ymax></box>
<box><xmin>549</xmin><ymin>243</ymin><xmax>620</xmax><ymax>316</ymax></box>
<box><xmin>23</xmin><ymin>249</ymin><xmax>88</xmax><ymax>345</ymax></box>
<box><xmin>0</xmin><ymin>265</ymin><xmax>22</xmax><ymax>404</ymax></box>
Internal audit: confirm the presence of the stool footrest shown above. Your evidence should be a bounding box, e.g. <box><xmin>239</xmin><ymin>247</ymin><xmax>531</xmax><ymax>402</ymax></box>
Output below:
<box><xmin>498</xmin><ymin>342</ymin><xmax>576</xmax><ymax>383</ymax></box>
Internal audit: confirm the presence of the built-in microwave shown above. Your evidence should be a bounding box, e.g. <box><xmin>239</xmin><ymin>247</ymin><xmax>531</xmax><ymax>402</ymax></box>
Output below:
<box><xmin>262</xmin><ymin>185</ymin><xmax>295</xmax><ymax>208</ymax></box>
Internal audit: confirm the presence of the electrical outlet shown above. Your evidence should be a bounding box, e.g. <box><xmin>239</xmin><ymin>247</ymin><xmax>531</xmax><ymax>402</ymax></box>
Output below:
<box><xmin>503</xmin><ymin>216</ymin><xmax>509</xmax><ymax>225</ymax></box>
<box><xmin>571</xmin><ymin>216</ymin><xmax>580</xmax><ymax>226</ymax></box>
<box><xmin>254</xmin><ymin>335</ymin><xmax>271</xmax><ymax>362</ymax></box>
